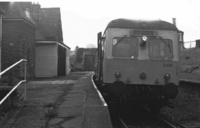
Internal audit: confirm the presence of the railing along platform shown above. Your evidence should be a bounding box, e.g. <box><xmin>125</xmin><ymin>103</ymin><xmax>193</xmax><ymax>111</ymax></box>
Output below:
<box><xmin>0</xmin><ymin>59</ymin><xmax>27</xmax><ymax>106</ymax></box>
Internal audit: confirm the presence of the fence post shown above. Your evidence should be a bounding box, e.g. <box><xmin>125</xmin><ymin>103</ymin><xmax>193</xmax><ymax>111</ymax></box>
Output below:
<box><xmin>24</xmin><ymin>60</ymin><xmax>27</xmax><ymax>100</ymax></box>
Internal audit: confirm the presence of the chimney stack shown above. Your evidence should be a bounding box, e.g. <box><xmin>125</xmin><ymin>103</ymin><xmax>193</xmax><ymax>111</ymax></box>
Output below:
<box><xmin>172</xmin><ymin>18</ymin><xmax>176</xmax><ymax>26</ymax></box>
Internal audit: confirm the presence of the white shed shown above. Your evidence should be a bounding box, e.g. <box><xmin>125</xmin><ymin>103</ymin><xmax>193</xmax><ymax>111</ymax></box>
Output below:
<box><xmin>35</xmin><ymin>41</ymin><xmax>70</xmax><ymax>77</ymax></box>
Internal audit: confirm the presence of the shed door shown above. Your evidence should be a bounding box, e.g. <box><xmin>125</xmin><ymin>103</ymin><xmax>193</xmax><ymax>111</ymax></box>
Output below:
<box><xmin>58</xmin><ymin>46</ymin><xmax>66</xmax><ymax>76</ymax></box>
<box><xmin>35</xmin><ymin>44</ymin><xmax>58</xmax><ymax>77</ymax></box>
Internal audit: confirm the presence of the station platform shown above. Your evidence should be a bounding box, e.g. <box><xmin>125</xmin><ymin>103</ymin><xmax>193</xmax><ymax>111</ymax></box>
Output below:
<box><xmin>47</xmin><ymin>72</ymin><xmax>113</xmax><ymax>128</ymax></box>
<box><xmin>180</xmin><ymin>73</ymin><xmax>200</xmax><ymax>84</ymax></box>
<box><xmin>0</xmin><ymin>72</ymin><xmax>112</xmax><ymax>128</ymax></box>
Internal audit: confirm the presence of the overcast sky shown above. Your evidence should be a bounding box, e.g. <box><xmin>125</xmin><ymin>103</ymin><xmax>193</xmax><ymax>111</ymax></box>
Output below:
<box><xmin>14</xmin><ymin>0</ymin><xmax>200</xmax><ymax>49</ymax></box>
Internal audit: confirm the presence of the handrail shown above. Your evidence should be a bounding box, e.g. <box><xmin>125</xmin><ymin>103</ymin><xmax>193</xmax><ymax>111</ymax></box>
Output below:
<box><xmin>0</xmin><ymin>59</ymin><xmax>27</xmax><ymax>76</ymax></box>
<box><xmin>0</xmin><ymin>80</ymin><xmax>25</xmax><ymax>105</ymax></box>
<box><xmin>0</xmin><ymin>59</ymin><xmax>27</xmax><ymax>106</ymax></box>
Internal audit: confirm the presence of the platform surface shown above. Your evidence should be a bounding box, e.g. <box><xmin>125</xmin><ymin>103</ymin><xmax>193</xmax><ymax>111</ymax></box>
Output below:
<box><xmin>0</xmin><ymin>72</ymin><xmax>112</xmax><ymax>128</ymax></box>
<box><xmin>47</xmin><ymin>72</ymin><xmax>112</xmax><ymax>128</ymax></box>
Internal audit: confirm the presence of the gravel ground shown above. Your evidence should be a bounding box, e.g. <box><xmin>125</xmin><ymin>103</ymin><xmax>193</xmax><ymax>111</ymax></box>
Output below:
<box><xmin>161</xmin><ymin>84</ymin><xmax>200</xmax><ymax>126</ymax></box>
<box><xmin>161</xmin><ymin>73</ymin><xmax>200</xmax><ymax>126</ymax></box>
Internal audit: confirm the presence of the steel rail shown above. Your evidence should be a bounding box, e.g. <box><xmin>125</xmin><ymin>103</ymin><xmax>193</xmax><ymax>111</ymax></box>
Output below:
<box><xmin>155</xmin><ymin>114</ymin><xmax>186</xmax><ymax>128</ymax></box>
<box><xmin>155</xmin><ymin>115</ymin><xmax>178</xmax><ymax>128</ymax></box>
<box><xmin>119</xmin><ymin>117</ymin><xmax>128</xmax><ymax>128</ymax></box>
<box><xmin>143</xmin><ymin>106</ymin><xmax>186</xmax><ymax>128</ymax></box>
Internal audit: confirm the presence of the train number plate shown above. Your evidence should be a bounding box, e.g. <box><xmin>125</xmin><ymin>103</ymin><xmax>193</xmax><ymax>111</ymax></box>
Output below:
<box><xmin>131</xmin><ymin>30</ymin><xmax>156</xmax><ymax>36</ymax></box>
<box><xmin>163</xmin><ymin>63</ymin><xmax>172</xmax><ymax>67</ymax></box>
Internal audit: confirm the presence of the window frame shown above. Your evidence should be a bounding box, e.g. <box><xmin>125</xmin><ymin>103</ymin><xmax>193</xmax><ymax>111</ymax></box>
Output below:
<box><xmin>148</xmin><ymin>37</ymin><xmax>173</xmax><ymax>60</ymax></box>
<box><xmin>112</xmin><ymin>36</ymin><xmax>139</xmax><ymax>59</ymax></box>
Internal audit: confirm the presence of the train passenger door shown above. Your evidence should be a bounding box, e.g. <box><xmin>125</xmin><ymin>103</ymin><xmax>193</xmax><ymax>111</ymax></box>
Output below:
<box><xmin>97</xmin><ymin>32</ymin><xmax>104</xmax><ymax>82</ymax></box>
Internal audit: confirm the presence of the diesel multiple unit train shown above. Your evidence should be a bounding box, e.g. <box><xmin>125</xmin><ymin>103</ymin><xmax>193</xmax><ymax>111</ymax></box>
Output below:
<box><xmin>95</xmin><ymin>18</ymin><xmax>183</xmax><ymax>111</ymax></box>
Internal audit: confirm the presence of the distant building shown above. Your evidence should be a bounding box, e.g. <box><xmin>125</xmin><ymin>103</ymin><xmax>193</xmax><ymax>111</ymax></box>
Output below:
<box><xmin>73</xmin><ymin>47</ymin><xmax>97</xmax><ymax>71</ymax></box>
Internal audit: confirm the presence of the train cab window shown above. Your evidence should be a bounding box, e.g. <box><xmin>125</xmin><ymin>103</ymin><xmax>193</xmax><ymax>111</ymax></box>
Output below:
<box><xmin>148</xmin><ymin>38</ymin><xmax>173</xmax><ymax>59</ymax></box>
<box><xmin>112</xmin><ymin>37</ymin><xmax>138</xmax><ymax>58</ymax></box>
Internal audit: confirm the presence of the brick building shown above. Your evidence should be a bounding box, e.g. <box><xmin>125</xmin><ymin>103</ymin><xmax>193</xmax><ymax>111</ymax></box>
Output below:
<box><xmin>0</xmin><ymin>2</ymin><xmax>70</xmax><ymax>77</ymax></box>
<box><xmin>0</xmin><ymin>2</ymin><xmax>36</xmax><ymax>77</ymax></box>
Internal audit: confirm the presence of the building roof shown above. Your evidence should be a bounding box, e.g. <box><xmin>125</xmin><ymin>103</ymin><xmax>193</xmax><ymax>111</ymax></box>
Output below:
<box><xmin>76</xmin><ymin>48</ymin><xmax>97</xmax><ymax>58</ymax></box>
<box><xmin>38</xmin><ymin>8</ymin><xmax>63</xmax><ymax>42</ymax></box>
<box><xmin>106</xmin><ymin>18</ymin><xmax>178</xmax><ymax>31</ymax></box>
<box><xmin>35</xmin><ymin>29</ymin><xmax>46</xmax><ymax>40</ymax></box>
<box><xmin>36</xmin><ymin>41</ymin><xmax>70</xmax><ymax>49</ymax></box>
<box><xmin>0</xmin><ymin>2</ymin><xmax>36</xmax><ymax>26</ymax></box>
<box><xmin>0</xmin><ymin>7</ymin><xmax>5</xmax><ymax>14</ymax></box>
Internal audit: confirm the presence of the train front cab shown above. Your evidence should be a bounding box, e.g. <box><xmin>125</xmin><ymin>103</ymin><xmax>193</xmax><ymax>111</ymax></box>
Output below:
<box><xmin>96</xmin><ymin>21</ymin><xmax>184</xmax><ymax>108</ymax></box>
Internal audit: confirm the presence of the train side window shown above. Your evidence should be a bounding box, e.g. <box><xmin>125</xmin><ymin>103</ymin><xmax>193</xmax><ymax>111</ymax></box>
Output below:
<box><xmin>148</xmin><ymin>38</ymin><xmax>173</xmax><ymax>59</ymax></box>
<box><xmin>112</xmin><ymin>37</ymin><xmax>138</xmax><ymax>58</ymax></box>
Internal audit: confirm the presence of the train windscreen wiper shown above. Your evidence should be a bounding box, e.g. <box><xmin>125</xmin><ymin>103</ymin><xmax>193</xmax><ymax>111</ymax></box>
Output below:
<box><xmin>158</xmin><ymin>36</ymin><xmax>172</xmax><ymax>53</ymax></box>
<box><xmin>115</xmin><ymin>35</ymin><xmax>126</xmax><ymax>45</ymax></box>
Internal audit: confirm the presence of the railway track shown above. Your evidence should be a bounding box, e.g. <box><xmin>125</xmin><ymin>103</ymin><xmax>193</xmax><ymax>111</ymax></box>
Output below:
<box><xmin>154</xmin><ymin>114</ymin><xmax>185</xmax><ymax>128</ymax></box>
<box><xmin>94</xmin><ymin>76</ymin><xmax>200</xmax><ymax>128</ymax></box>
<box><xmin>118</xmin><ymin>112</ymin><xmax>186</xmax><ymax>128</ymax></box>
<box><xmin>155</xmin><ymin>114</ymin><xmax>200</xmax><ymax>128</ymax></box>
<box><xmin>109</xmin><ymin>103</ymin><xmax>188</xmax><ymax>128</ymax></box>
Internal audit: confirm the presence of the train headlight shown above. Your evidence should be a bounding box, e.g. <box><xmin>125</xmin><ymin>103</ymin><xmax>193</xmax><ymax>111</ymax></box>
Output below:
<box><xmin>115</xmin><ymin>71</ymin><xmax>121</xmax><ymax>78</ymax></box>
<box><xmin>142</xmin><ymin>35</ymin><xmax>147</xmax><ymax>41</ymax></box>
<box><xmin>164</xmin><ymin>73</ymin><xmax>170</xmax><ymax>80</ymax></box>
<box><xmin>140</xmin><ymin>36</ymin><xmax>147</xmax><ymax>48</ymax></box>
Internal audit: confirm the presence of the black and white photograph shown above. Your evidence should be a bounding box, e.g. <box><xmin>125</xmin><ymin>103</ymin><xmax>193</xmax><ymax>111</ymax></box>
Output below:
<box><xmin>0</xmin><ymin>0</ymin><xmax>200</xmax><ymax>127</ymax></box>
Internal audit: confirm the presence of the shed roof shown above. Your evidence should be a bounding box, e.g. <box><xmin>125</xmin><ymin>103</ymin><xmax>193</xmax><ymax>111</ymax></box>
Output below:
<box><xmin>36</xmin><ymin>41</ymin><xmax>70</xmax><ymax>49</ymax></box>
<box><xmin>76</xmin><ymin>48</ymin><xmax>97</xmax><ymax>59</ymax></box>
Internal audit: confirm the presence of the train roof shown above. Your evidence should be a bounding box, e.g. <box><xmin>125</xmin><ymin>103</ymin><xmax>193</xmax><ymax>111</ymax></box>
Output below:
<box><xmin>106</xmin><ymin>18</ymin><xmax>179</xmax><ymax>31</ymax></box>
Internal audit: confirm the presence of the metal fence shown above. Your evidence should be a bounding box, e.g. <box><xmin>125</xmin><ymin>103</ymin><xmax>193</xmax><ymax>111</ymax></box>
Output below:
<box><xmin>184</xmin><ymin>41</ymin><xmax>196</xmax><ymax>48</ymax></box>
<box><xmin>0</xmin><ymin>59</ymin><xmax>27</xmax><ymax>106</ymax></box>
